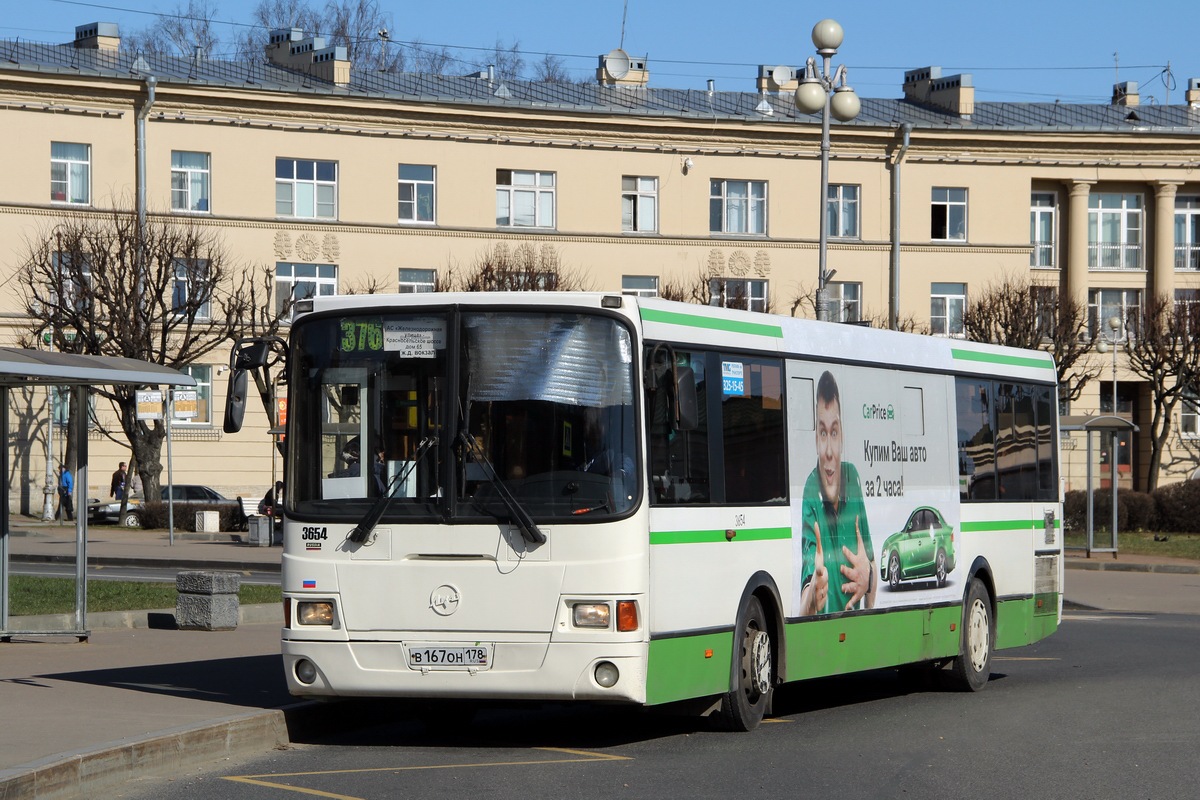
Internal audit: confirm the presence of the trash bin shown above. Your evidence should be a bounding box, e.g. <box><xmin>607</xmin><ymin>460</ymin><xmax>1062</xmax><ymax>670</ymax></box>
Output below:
<box><xmin>248</xmin><ymin>515</ymin><xmax>272</xmax><ymax>546</ymax></box>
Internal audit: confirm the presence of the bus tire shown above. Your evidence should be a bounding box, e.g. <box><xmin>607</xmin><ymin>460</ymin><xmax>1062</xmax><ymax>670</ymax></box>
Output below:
<box><xmin>950</xmin><ymin>577</ymin><xmax>993</xmax><ymax>692</ymax></box>
<box><xmin>714</xmin><ymin>595</ymin><xmax>772</xmax><ymax>731</ymax></box>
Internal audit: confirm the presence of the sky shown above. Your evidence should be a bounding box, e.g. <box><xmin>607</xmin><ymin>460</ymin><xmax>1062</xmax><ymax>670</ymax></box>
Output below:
<box><xmin>2</xmin><ymin>0</ymin><xmax>1197</xmax><ymax>104</ymax></box>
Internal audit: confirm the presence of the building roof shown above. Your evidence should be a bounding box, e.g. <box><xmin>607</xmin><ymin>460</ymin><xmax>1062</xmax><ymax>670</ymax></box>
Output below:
<box><xmin>3</xmin><ymin>37</ymin><xmax>1199</xmax><ymax>133</ymax></box>
<box><xmin>0</xmin><ymin>348</ymin><xmax>197</xmax><ymax>388</ymax></box>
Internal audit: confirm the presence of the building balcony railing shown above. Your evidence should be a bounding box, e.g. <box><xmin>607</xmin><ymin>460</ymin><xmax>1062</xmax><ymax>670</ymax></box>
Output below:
<box><xmin>1088</xmin><ymin>243</ymin><xmax>1142</xmax><ymax>270</ymax></box>
<box><xmin>1175</xmin><ymin>245</ymin><xmax>1200</xmax><ymax>271</ymax></box>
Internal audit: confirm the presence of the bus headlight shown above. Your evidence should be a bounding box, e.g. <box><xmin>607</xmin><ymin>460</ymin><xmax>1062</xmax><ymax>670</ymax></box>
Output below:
<box><xmin>572</xmin><ymin>603</ymin><xmax>610</xmax><ymax>628</ymax></box>
<box><xmin>297</xmin><ymin>601</ymin><xmax>334</xmax><ymax>626</ymax></box>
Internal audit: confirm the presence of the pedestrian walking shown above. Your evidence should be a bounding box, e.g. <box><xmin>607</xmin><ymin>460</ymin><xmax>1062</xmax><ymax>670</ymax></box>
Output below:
<box><xmin>56</xmin><ymin>464</ymin><xmax>75</xmax><ymax>521</ymax></box>
<box><xmin>110</xmin><ymin>461</ymin><xmax>127</xmax><ymax>500</ymax></box>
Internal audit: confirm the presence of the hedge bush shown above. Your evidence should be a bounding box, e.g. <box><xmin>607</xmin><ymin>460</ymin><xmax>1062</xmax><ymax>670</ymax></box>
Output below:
<box><xmin>135</xmin><ymin>502</ymin><xmax>248</xmax><ymax>532</ymax></box>
<box><xmin>1063</xmin><ymin>489</ymin><xmax>1156</xmax><ymax>533</ymax></box>
<box><xmin>1152</xmin><ymin>480</ymin><xmax>1200</xmax><ymax>534</ymax></box>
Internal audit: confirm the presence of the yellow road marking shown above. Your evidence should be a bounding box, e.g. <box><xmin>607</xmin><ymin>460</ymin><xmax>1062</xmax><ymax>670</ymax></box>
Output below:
<box><xmin>222</xmin><ymin>747</ymin><xmax>631</xmax><ymax>797</ymax></box>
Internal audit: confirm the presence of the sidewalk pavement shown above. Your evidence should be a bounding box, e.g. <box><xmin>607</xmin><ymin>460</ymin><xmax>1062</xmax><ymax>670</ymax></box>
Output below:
<box><xmin>2</xmin><ymin>522</ymin><xmax>1199</xmax><ymax>800</ymax></box>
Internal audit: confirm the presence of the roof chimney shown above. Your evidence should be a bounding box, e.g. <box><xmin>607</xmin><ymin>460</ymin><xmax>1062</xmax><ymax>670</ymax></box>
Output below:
<box><xmin>1184</xmin><ymin>78</ymin><xmax>1200</xmax><ymax>107</ymax></box>
<box><xmin>1112</xmin><ymin>80</ymin><xmax>1139</xmax><ymax>106</ymax></box>
<box><xmin>756</xmin><ymin>65</ymin><xmax>801</xmax><ymax>93</ymax></box>
<box><xmin>74</xmin><ymin>22</ymin><xmax>120</xmax><ymax>52</ymax></box>
<box><xmin>596</xmin><ymin>49</ymin><xmax>650</xmax><ymax>87</ymax></box>
<box><xmin>903</xmin><ymin>66</ymin><xmax>974</xmax><ymax>117</ymax></box>
<box><xmin>266</xmin><ymin>28</ymin><xmax>352</xmax><ymax>87</ymax></box>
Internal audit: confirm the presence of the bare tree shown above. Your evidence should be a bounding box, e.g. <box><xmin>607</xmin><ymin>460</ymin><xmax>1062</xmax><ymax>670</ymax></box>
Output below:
<box><xmin>961</xmin><ymin>274</ymin><xmax>1098</xmax><ymax>405</ymax></box>
<box><xmin>18</xmin><ymin>208</ymin><xmax>285</xmax><ymax>500</ymax></box>
<box><xmin>122</xmin><ymin>0</ymin><xmax>221</xmax><ymax>58</ymax></box>
<box><xmin>532</xmin><ymin>54</ymin><xmax>572</xmax><ymax>83</ymax></box>
<box><xmin>322</xmin><ymin>0</ymin><xmax>401</xmax><ymax>71</ymax></box>
<box><xmin>1122</xmin><ymin>294</ymin><xmax>1200</xmax><ymax>491</ymax></box>
<box><xmin>236</xmin><ymin>0</ymin><xmax>324</xmax><ymax>62</ymax></box>
<box><xmin>445</xmin><ymin>242</ymin><xmax>589</xmax><ymax>292</ymax></box>
<box><xmin>479</xmin><ymin>38</ymin><xmax>524</xmax><ymax>82</ymax></box>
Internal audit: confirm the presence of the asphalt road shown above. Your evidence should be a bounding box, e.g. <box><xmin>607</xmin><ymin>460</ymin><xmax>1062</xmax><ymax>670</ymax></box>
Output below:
<box><xmin>118</xmin><ymin>610</ymin><xmax>1200</xmax><ymax>800</ymax></box>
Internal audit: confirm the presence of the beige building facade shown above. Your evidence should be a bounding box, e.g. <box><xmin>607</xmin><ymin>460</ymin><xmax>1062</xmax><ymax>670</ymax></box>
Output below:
<box><xmin>2</xmin><ymin>24</ymin><xmax>1199</xmax><ymax>511</ymax></box>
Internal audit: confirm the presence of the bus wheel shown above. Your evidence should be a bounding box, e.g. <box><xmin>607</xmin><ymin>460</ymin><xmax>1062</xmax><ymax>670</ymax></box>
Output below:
<box><xmin>715</xmin><ymin>595</ymin><xmax>772</xmax><ymax>731</ymax></box>
<box><xmin>935</xmin><ymin>550</ymin><xmax>948</xmax><ymax>587</ymax></box>
<box><xmin>888</xmin><ymin>552</ymin><xmax>901</xmax><ymax>589</ymax></box>
<box><xmin>950</xmin><ymin>578</ymin><xmax>993</xmax><ymax>691</ymax></box>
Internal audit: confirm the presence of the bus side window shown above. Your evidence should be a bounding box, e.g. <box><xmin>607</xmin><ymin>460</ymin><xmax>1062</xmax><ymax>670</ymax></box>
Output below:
<box><xmin>646</xmin><ymin>347</ymin><xmax>710</xmax><ymax>505</ymax></box>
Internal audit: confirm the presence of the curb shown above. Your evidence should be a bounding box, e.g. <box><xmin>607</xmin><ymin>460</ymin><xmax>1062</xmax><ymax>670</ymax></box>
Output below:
<box><xmin>0</xmin><ymin>699</ymin><xmax>369</xmax><ymax>800</ymax></box>
<box><xmin>7</xmin><ymin>603</ymin><xmax>283</xmax><ymax>632</ymax></box>
<box><xmin>0</xmin><ymin>707</ymin><xmax>293</xmax><ymax>800</ymax></box>
<box><xmin>1065</xmin><ymin>559</ymin><xmax>1200</xmax><ymax>575</ymax></box>
<box><xmin>9</xmin><ymin>553</ymin><xmax>281</xmax><ymax>573</ymax></box>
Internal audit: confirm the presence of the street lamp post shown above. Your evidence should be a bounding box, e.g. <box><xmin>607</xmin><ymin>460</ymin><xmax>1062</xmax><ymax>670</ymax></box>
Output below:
<box><xmin>1096</xmin><ymin>315</ymin><xmax>1127</xmax><ymax>549</ymax></box>
<box><xmin>794</xmin><ymin>19</ymin><xmax>860</xmax><ymax>322</ymax></box>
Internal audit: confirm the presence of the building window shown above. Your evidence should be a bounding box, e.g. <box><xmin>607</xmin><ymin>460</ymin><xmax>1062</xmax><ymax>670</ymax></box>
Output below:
<box><xmin>1175</xmin><ymin>196</ymin><xmax>1200</xmax><ymax>271</ymax></box>
<box><xmin>178</xmin><ymin>365</ymin><xmax>212</xmax><ymax>425</ymax></box>
<box><xmin>496</xmin><ymin>169</ymin><xmax>555</xmax><ymax>228</ymax></box>
<box><xmin>276</xmin><ymin>158</ymin><xmax>337</xmax><ymax>219</ymax></box>
<box><xmin>53</xmin><ymin>251</ymin><xmax>92</xmax><ymax>313</ymax></box>
<box><xmin>1182</xmin><ymin>390</ymin><xmax>1200</xmax><ymax>437</ymax></box>
<box><xmin>710</xmin><ymin>278</ymin><xmax>768</xmax><ymax>312</ymax></box>
<box><xmin>276</xmin><ymin>263</ymin><xmax>337</xmax><ymax>315</ymax></box>
<box><xmin>398</xmin><ymin>164</ymin><xmax>435</xmax><ymax>223</ymax></box>
<box><xmin>1032</xmin><ymin>285</ymin><xmax>1058</xmax><ymax>338</ymax></box>
<box><xmin>709</xmin><ymin>179</ymin><xmax>767</xmax><ymax>235</ymax></box>
<box><xmin>1030</xmin><ymin>192</ymin><xmax>1056</xmax><ymax>268</ymax></box>
<box><xmin>398</xmin><ymin>268</ymin><xmax>436</xmax><ymax>293</ymax></box>
<box><xmin>171</xmin><ymin>151</ymin><xmax>211</xmax><ymax>213</ymax></box>
<box><xmin>827</xmin><ymin>184</ymin><xmax>860</xmax><ymax>238</ymax></box>
<box><xmin>1088</xmin><ymin>288</ymin><xmax>1140</xmax><ymax>339</ymax></box>
<box><xmin>622</xmin><ymin>176</ymin><xmax>658</xmax><ymax>232</ymax></box>
<box><xmin>622</xmin><ymin>275</ymin><xmax>659</xmax><ymax>297</ymax></box>
<box><xmin>51</xmin><ymin>142</ymin><xmax>90</xmax><ymax>205</ymax></box>
<box><xmin>172</xmin><ymin>258</ymin><xmax>212</xmax><ymax>319</ymax></box>
<box><xmin>1176</xmin><ymin>289</ymin><xmax>1200</xmax><ymax>337</ymax></box>
<box><xmin>1088</xmin><ymin>193</ymin><xmax>1142</xmax><ymax>269</ymax></box>
<box><xmin>931</xmin><ymin>282</ymin><xmax>966</xmax><ymax>336</ymax></box>
<box><xmin>826</xmin><ymin>281</ymin><xmax>862</xmax><ymax>323</ymax></box>
<box><xmin>931</xmin><ymin>187</ymin><xmax>967</xmax><ymax>241</ymax></box>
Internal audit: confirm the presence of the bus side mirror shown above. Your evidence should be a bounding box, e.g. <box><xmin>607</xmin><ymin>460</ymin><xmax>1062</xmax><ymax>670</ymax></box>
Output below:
<box><xmin>675</xmin><ymin>366</ymin><xmax>698</xmax><ymax>432</ymax></box>
<box><xmin>222</xmin><ymin>369</ymin><xmax>248</xmax><ymax>433</ymax></box>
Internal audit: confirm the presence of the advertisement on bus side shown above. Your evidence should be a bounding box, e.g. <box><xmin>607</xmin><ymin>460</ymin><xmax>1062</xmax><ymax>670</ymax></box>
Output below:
<box><xmin>790</xmin><ymin>367</ymin><xmax>958</xmax><ymax>617</ymax></box>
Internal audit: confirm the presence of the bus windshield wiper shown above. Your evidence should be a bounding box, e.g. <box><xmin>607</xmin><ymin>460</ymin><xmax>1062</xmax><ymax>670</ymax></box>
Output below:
<box><xmin>347</xmin><ymin>435</ymin><xmax>437</xmax><ymax>545</ymax></box>
<box><xmin>457</xmin><ymin>430</ymin><xmax>546</xmax><ymax>545</ymax></box>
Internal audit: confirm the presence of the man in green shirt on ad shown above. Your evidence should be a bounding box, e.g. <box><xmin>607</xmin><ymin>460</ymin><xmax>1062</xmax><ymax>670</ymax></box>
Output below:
<box><xmin>800</xmin><ymin>370</ymin><xmax>877</xmax><ymax>615</ymax></box>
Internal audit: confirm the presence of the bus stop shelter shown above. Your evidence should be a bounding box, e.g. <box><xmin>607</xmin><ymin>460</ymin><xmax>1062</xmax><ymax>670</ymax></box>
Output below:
<box><xmin>1060</xmin><ymin>414</ymin><xmax>1139</xmax><ymax>557</ymax></box>
<box><xmin>0</xmin><ymin>349</ymin><xmax>195</xmax><ymax>641</ymax></box>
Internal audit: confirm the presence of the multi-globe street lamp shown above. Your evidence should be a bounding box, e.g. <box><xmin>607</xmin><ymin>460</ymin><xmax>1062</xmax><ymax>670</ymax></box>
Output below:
<box><xmin>794</xmin><ymin>19</ymin><xmax>861</xmax><ymax>322</ymax></box>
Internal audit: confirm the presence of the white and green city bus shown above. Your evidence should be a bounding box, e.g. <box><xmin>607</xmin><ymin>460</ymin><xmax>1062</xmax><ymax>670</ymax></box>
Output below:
<box><xmin>225</xmin><ymin>292</ymin><xmax>1062</xmax><ymax>730</ymax></box>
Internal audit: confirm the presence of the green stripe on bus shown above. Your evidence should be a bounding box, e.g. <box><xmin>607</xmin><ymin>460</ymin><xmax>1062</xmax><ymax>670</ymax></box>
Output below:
<box><xmin>647</xmin><ymin>631</ymin><xmax>732</xmax><ymax>704</ymax></box>
<box><xmin>951</xmin><ymin>348</ymin><xmax>1055</xmax><ymax>370</ymax></box>
<box><xmin>649</xmin><ymin>527</ymin><xmax>792</xmax><ymax>545</ymax></box>
<box><xmin>645</xmin><ymin>597</ymin><xmax>1058</xmax><ymax>705</ymax></box>
<box><xmin>640</xmin><ymin>307</ymin><xmax>784</xmax><ymax>338</ymax></box>
<box><xmin>961</xmin><ymin>518</ymin><xmax>1061</xmax><ymax>533</ymax></box>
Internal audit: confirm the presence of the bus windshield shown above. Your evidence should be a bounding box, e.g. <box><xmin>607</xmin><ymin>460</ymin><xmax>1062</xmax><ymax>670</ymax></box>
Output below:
<box><xmin>287</xmin><ymin>309</ymin><xmax>637</xmax><ymax>523</ymax></box>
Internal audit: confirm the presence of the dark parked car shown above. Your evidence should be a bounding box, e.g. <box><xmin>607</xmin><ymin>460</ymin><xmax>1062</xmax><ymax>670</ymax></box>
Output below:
<box><xmin>879</xmin><ymin>506</ymin><xmax>956</xmax><ymax>589</ymax></box>
<box><xmin>88</xmin><ymin>485</ymin><xmax>246</xmax><ymax>529</ymax></box>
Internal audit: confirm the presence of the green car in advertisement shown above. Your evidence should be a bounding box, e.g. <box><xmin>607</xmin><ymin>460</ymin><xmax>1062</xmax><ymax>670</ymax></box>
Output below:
<box><xmin>880</xmin><ymin>506</ymin><xmax>956</xmax><ymax>589</ymax></box>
